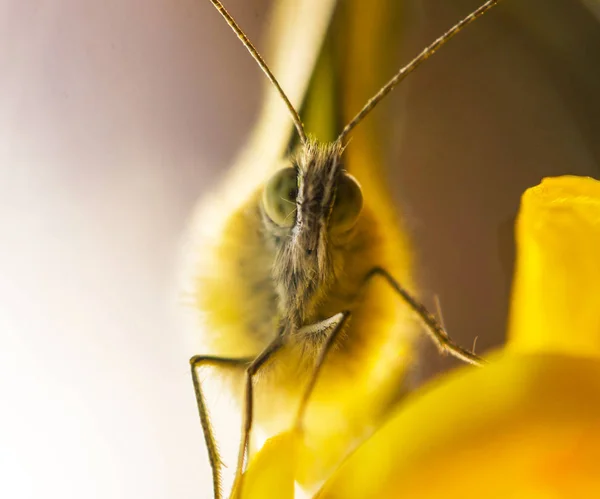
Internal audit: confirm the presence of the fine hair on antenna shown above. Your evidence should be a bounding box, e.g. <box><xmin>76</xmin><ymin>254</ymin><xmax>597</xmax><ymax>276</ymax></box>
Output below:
<box><xmin>208</xmin><ymin>0</ymin><xmax>502</xmax><ymax>145</ymax></box>
<box><xmin>208</xmin><ymin>0</ymin><xmax>307</xmax><ymax>143</ymax></box>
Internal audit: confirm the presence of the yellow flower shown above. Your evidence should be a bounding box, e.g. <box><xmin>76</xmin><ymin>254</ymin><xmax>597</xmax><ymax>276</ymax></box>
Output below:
<box><xmin>237</xmin><ymin>175</ymin><xmax>600</xmax><ymax>499</ymax></box>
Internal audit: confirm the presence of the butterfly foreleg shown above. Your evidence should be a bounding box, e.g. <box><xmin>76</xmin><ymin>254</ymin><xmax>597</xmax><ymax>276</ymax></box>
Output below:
<box><xmin>293</xmin><ymin>311</ymin><xmax>352</xmax><ymax>431</ymax></box>
<box><xmin>363</xmin><ymin>267</ymin><xmax>485</xmax><ymax>366</ymax></box>
<box><xmin>231</xmin><ymin>330</ymin><xmax>286</xmax><ymax>495</ymax></box>
<box><xmin>189</xmin><ymin>354</ymin><xmax>252</xmax><ymax>499</ymax></box>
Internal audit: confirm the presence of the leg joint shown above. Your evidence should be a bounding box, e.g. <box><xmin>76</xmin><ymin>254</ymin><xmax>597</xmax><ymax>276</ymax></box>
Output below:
<box><xmin>190</xmin><ymin>355</ymin><xmax>252</xmax><ymax>369</ymax></box>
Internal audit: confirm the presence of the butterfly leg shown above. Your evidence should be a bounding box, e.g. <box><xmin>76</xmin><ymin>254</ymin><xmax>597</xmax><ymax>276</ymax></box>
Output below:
<box><xmin>190</xmin><ymin>355</ymin><xmax>252</xmax><ymax>499</ymax></box>
<box><xmin>363</xmin><ymin>267</ymin><xmax>485</xmax><ymax>366</ymax></box>
<box><xmin>293</xmin><ymin>311</ymin><xmax>351</xmax><ymax>430</ymax></box>
<box><xmin>231</xmin><ymin>332</ymin><xmax>286</xmax><ymax>495</ymax></box>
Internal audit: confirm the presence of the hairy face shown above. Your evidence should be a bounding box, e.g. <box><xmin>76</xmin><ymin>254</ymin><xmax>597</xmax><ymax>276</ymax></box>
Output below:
<box><xmin>261</xmin><ymin>139</ymin><xmax>365</xmax><ymax>329</ymax></box>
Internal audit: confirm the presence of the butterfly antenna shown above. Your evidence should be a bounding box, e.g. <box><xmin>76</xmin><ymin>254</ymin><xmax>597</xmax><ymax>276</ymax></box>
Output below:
<box><xmin>209</xmin><ymin>0</ymin><xmax>307</xmax><ymax>144</ymax></box>
<box><xmin>338</xmin><ymin>0</ymin><xmax>502</xmax><ymax>143</ymax></box>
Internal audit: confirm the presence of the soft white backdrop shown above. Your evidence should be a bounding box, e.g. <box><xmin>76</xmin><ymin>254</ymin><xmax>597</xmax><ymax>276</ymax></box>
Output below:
<box><xmin>0</xmin><ymin>1</ymin><xmax>268</xmax><ymax>497</ymax></box>
<box><xmin>1</xmin><ymin>1</ymin><xmax>599</xmax><ymax>498</ymax></box>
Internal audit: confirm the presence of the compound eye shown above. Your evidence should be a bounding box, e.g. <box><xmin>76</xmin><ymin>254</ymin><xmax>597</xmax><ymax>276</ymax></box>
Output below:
<box><xmin>330</xmin><ymin>173</ymin><xmax>363</xmax><ymax>233</ymax></box>
<box><xmin>262</xmin><ymin>168</ymin><xmax>298</xmax><ymax>227</ymax></box>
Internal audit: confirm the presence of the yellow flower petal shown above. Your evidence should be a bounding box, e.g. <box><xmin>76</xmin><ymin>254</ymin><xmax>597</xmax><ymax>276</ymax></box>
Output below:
<box><xmin>233</xmin><ymin>431</ymin><xmax>298</xmax><ymax>499</ymax></box>
<box><xmin>316</xmin><ymin>353</ymin><xmax>600</xmax><ymax>499</ymax></box>
<box><xmin>508</xmin><ymin>175</ymin><xmax>600</xmax><ymax>356</ymax></box>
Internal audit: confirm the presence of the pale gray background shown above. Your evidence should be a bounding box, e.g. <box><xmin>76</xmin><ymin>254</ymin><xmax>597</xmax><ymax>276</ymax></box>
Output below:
<box><xmin>1</xmin><ymin>1</ymin><xmax>599</xmax><ymax>498</ymax></box>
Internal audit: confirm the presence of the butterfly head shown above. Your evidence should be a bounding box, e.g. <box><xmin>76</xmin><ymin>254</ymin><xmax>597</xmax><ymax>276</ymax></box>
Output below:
<box><xmin>261</xmin><ymin>139</ymin><xmax>363</xmax><ymax>327</ymax></box>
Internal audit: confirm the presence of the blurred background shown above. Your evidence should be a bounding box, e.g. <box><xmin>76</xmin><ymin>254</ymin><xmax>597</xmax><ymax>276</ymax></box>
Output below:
<box><xmin>1</xmin><ymin>0</ymin><xmax>599</xmax><ymax>498</ymax></box>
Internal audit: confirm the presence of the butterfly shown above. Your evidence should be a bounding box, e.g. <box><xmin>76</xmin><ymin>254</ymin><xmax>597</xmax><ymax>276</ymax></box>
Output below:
<box><xmin>182</xmin><ymin>1</ymin><xmax>500</xmax><ymax>497</ymax></box>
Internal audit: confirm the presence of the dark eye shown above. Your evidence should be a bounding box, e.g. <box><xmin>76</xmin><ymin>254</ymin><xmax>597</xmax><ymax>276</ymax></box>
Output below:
<box><xmin>330</xmin><ymin>173</ymin><xmax>363</xmax><ymax>233</ymax></box>
<box><xmin>262</xmin><ymin>168</ymin><xmax>298</xmax><ymax>227</ymax></box>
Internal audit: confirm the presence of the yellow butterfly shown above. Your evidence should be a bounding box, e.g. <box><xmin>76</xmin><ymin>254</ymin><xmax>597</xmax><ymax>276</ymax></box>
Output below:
<box><xmin>181</xmin><ymin>1</ymin><xmax>500</xmax><ymax>497</ymax></box>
